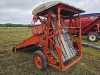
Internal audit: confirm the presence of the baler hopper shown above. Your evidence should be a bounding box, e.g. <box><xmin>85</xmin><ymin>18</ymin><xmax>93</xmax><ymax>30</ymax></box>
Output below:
<box><xmin>13</xmin><ymin>1</ymin><xmax>85</xmax><ymax>71</ymax></box>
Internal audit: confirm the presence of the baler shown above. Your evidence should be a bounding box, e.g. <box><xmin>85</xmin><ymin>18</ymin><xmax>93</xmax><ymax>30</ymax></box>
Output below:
<box><xmin>13</xmin><ymin>1</ymin><xmax>85</xmax><ymax>71</ymax></box>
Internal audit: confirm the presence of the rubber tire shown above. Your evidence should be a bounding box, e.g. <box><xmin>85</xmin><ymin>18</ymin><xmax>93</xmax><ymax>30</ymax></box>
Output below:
<box><xmin>87</xmin><ymin>33</ymin><xmax>99</xmax><ymax>42</ymax></box>
<box><xmin>33</xmin><ymin>51</ymin><xmax>47</xmax><ymax>71</ymax></box>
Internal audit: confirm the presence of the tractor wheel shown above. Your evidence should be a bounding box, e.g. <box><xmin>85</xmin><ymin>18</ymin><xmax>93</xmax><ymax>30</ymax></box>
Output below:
<box><xmin>87</xmin><ymin>33</ymin><xmax>99</xmax><ymax>42</ymax></box>
<box><xmin>33</xmin><ymin>51</ymin><xmax>47</xmax><ymax>71</ymax></box>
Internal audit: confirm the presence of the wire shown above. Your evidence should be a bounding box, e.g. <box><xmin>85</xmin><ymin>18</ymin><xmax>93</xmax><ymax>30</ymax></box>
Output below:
<box><xmin>23</xmin><ymin>27</ymin><xmax>30</xmax><ymax>41</ymax></box>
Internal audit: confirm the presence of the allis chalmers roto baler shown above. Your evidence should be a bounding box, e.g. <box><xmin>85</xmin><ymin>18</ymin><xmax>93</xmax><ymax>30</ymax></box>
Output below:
<box><xmin>65</xmin><ymin>13</ymin><xmax>100</xmax><ymax>42</ymax></box>
<box><xmin>13</xmin><ymin>1</ymin><xmax>85</xmax><ymax>71</ymax></box>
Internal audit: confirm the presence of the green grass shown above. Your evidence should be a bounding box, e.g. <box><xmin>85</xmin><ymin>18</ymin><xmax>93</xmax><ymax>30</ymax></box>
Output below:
<box><xmin>0</xmin><ymin>28</ymin><xmax>100</xmax><ymax>75</ymax></box>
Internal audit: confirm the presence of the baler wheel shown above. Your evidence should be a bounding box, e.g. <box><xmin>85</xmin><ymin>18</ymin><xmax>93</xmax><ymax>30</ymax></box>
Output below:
<box><xmin>87</xmin><ymin>32</ymin><xmax>99</xmax><ymax>42</ymax></box>
<box><xmin>33</xmin><ymin>51</ymin><xmax>47</xmax><ymax>71</ymax></box>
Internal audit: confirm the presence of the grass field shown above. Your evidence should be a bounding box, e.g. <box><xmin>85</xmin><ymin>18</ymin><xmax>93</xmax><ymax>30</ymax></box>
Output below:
<box><xmin>0</xmin><ymin>28</ymin><xmax>100</xmax><ymax>75</ymax></box>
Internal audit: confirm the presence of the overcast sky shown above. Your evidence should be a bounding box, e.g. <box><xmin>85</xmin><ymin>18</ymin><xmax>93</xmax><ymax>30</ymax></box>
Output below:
<box><xmin>0</xmin><ymin>0</ymin><xmax>100</xmax><ymax>24</ymax></box>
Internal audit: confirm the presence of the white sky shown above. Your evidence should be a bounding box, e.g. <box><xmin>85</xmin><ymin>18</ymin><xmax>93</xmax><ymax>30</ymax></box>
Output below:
<box><xmin>0</xmin><ymin>0</ymin><xmax>100</xmax><ymax>24</ymax></box>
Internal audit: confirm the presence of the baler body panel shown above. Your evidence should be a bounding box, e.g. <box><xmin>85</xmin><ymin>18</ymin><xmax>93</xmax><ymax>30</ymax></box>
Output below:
<box><xmin>15</xmin><ymin>34</ymin><xmax>43</xmax><ymax>49</ymax></box>
<box><xmin>31</xmin><ymin>24</ymin><xmax>44</xmax><ymax>35</ymax></box>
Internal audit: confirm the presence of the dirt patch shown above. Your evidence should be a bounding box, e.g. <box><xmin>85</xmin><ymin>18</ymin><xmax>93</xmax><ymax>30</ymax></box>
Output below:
<box><xmin>89</xmin><ymin>68</ymin><xmax>98</xmax><ymax>74</ymax></box>
<box><xmin>0</xmin><ymin>50</ymin><xmax>10</xmax><ymax>58</ymax></box>
<box><xmin>79</xmin><ymin>63</ymin><xmax>86</xmax><ymax>66</ymax></box>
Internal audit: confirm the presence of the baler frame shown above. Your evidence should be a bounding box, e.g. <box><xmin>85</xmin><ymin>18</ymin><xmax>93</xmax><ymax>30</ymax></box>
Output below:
<box><xmin>13</xmin><ymin>1</ymin><xmax>85</xmax><ymax>71</ymax></box>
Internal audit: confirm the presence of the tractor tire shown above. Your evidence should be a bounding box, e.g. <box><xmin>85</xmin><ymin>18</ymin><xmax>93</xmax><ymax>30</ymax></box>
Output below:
<box><xmin>87</xmin><ymin>33</ymin><xmax>99</xmax><ymax>42</ymax></box>
<box><xmin>33</xmin><ymin>51</ymin><xmax>47</xmax><ymax>71</ymax></box>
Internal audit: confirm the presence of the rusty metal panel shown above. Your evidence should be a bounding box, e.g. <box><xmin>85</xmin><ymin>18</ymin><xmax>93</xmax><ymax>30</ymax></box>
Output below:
<box><xmin>32</xmin><ymin>1</ymin><xmax>85</xmax><ymax>15</ymax></box>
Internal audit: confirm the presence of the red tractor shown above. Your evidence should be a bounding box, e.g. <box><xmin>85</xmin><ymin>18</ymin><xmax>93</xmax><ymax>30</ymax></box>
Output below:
<box><xmin>65</xmin><ymin>13</ymin><xmax>100</xmax><ymax>42</ymax></box>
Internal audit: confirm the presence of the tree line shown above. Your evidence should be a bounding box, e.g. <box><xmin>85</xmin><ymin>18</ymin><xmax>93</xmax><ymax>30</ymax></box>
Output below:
<box><xmin>0</xmin><ymin>23</ymin><xmax>29</xmax><ymax>27</ymax></box>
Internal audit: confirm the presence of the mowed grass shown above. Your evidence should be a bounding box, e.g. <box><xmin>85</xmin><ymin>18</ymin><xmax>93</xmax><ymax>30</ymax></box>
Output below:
<box><xmin>0</xmin><ymin>28</ymin><xmax>100</xmax><ymax>75</ymax></box>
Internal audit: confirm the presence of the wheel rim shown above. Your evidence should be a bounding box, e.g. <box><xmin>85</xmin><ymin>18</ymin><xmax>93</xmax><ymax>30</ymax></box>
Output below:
<box><xmin>34</xmin><ymin>55</ymin><xmax>42</xmax><ymax>69</ymax></box>
<box><xmin>89</xmin><ymin>35</ymin><xmax>96</xmax><ymax>41</ymax></box>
